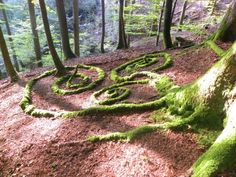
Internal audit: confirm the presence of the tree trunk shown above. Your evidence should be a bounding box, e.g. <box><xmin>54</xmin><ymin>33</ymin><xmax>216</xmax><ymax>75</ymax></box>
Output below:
<box><xmin>101</xmin><ymin>0</ymin><xmax>105</xmax><ymax>53</ymax></box>
<box><xmin>156</xmin><ymin>0</ymin><xmax>165</xmax><ymax>46</ymax></box>
<box><xmin>0</xmin><ymin>0</ymin><xmax>20</xmax><ymax>72</ymax></box>
<box><xmin>213</xmin><ymin>0</ymin><xmax>236</xmax><ymax>42</ymax></box>
<box><xmin>0</xmin><ymin>26</ymin><xmax>18</xmax><ymax>82</ymax></box>
<box><xmin>39</xmin><ymin>0</ymin><xmax>66</xmax><ymax>75</ymax></box>
<box><xmin>163</xmin><ymin>0</ymin><xmax>173</xmax><ymax>49</ymax></box>
<box><xmin>73</xmin><ymin>0</ymin><xmax>80</xmax><ymax>57</ymax></box>
<box><xmin>55</xmin><ymin>0</ymin><xmax>76</xmax><ymax>59</ymax></box>
<box><xmin>210</xmin><ymin>0</ymin><xmax>217</xmax><ymax>15</ymax></box>
<box><xmin>178</xmin><ymin>0</ymin><xmax>188</xmax><ymax>28</ymax></box>
<box><xmin>189</xmin><ymin>42</ymin><xmax>236</xmax><ymax>176</ymax></box>
<box><xmin>171</xmin><ymin>0</ymin><xmax>177</xmax><ymax>22</ymax></box>
<box><xmin>117</xmin><ymin>0</ymin><xmax>128</xmax><ymax>49</ymax></box>
<box><xmin>27</xmin><ymin>0</ymin><xmax>43</xmax><ymax>67</ymax></box>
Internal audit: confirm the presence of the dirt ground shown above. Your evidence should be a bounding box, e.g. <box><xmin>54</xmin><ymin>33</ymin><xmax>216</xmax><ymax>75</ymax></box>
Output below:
<box><xmin>0</xmin><ymin>43</ymin><xmax>235</xmax><ymax>177</ymax></box>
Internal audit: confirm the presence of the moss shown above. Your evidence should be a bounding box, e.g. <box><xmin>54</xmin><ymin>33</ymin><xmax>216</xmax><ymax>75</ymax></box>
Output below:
<box><xmin>205</xmin><ymin>40</ymin><xmax>225</xmax><ymax>57</ymax></box>
<box><xmin>62</xmin><ymin>98</ymin><xmax>166</xmax><ymax>118</ymax></box>
<box><xmin>192</xmin><ymin>133</ymin><xmax>236</xmax><ymax>177</ymax></box>
<box><xmin>91</xmin><ymin>80</ymin><xmax>147</xmax><ymax>105</ymax></box>
<box><xmin>51</xmin><ymin>64</ymin><xmax>105</xmax><ymax>95</ymax></box>
<box><xmin>87</xmin><ymin>111</ymin><xmax>199</xmax><ymax>142</ymax></box>
<box><xmin>155</xmin><ymin>75</ymin><xmax>174</xmax><ymax>96</ymax></box>
<box><xmin>197</xmin><ymin>130</ymin><xmax>221</xmax><ymax>148</ymax></box>
<box><xmin>110</xmin><ymin>52</ymin><xmax>173</xmax><ymax>82</ymax></box>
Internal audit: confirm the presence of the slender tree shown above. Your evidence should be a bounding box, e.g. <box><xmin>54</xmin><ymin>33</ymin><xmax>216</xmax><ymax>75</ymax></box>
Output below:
<box><xmin>27</xmin><ymin>0</ymin><xmax>42</xmax><ymax>67</ymax></box>
<box><xmin>101</xmin><ymin>0</ymin><xmax>105</xmax><ymax>53</ymax></box>
<box><xmin>0</xmin><ymin>26</ymin><xmax>18</xmax><ymax>82</ymax></box>
<box><xmin>178</xmin><ymin>0</ymin><xmax>188</xmax><ymax>29</ymax></box>
<box><xmin>0</xmin><ymin>0</ymin><xmax>20</xmax><ymax>72</ymax></box>
<box><xmin>171</xmin><ymin>0</ymin><xmax>177</xmax><ymax>22</ymax></box>
<box><xmin>210</xmin><ymin>0</ymin><xmax>217</xmax><ymax>15</ymax></box>
<box><xmin>39</xmin><ymin>0</ymin><xmax>66</xmax><ymax>75</ymax></box>
<box><xmin>117</xmin><ymin>0</ymin><xmax>128</xmax><ymax>49</ymax></box>
<box><xmin>156</xmin><ymin>0</ymin><xmax>165</xmax><ymax>46</ymax></box>
<box><xmin>73</xmin><ymin>0</ymin><xmax>80</xmax><ymax>57</ymax></box>
<box><xmin>55</xmin><ymin>0</ymin><xmax>76</xmax><ymax>59</ymax></box>
<box><xmin>213</xmin><ymin>0</ymin><xmax>236</xmax><ymax>42</ymax></box>
<box><xmin>163</xmin><ymin>0</ymin><xmax>173</xmax><ymax>49</ymax></box>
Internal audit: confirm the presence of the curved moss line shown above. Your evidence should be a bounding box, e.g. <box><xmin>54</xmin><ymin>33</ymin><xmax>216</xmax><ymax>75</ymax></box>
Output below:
<box><xmin>51</xmin><ymin>64</ymin><xmax>105</xmax><ymax>95</ymax></box>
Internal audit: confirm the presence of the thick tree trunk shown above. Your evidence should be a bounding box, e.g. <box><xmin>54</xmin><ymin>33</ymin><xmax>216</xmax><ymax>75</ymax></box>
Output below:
<box><xmin>73</xmin><ymin>0</ymin><xmax>80</xmax><ymax>57</ymax></box>
<box><xmin>117</xmin><ymin>0</ymin><xmax>128</xmax><ymax>49</ymax></box>
<box><xmin>101</xmin><ymin>0</ymin><xmax>105</xmax><ymax>53</ymax></box>
<box><xmin>27</xmin><ymin>0</ymin><xmax>43</xmax><ymax>67</ymax></box>
<box><xmin>0</xmin><ymin>27</ymin><xmax>18</xmax><ymax>82</ymax></box>
<box><xmin>213</xmin><ymin>0</ymin><xmax>236</xmax><ymax>42</ymax></box>
<box><xmin>0</xmin><ymin>0</ymin><xmax>20</xmax><ymax>72</ymax></box>
<box><xmin>163</xmin><ymin>0</ymin><xmax>173</xmax><ymax>49</ymax></box>
<box><xmin>189</xmin><ymin>42</ymin><xmax>236</xmax><ymax>176</ymax></box>
<box><xmin>39</xmin><ymin>0</ymin><xmax>66</xmax><ymax>75</ymax></box>
<box><xmin>55</xmin><ymin>0</ymin><xmax>76</xmax><ymax>59</ymax></box>
<box><xmin>156</xmin><ymin>0</ymin><xmax>165</xmax><ymax>46</ymax></box>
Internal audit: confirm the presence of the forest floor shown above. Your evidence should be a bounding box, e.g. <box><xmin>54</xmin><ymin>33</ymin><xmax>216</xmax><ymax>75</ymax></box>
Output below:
<box><xmin>1</xmin><ymin>38</ymin><xmax>235</xmax><ymax>177</ymax></box>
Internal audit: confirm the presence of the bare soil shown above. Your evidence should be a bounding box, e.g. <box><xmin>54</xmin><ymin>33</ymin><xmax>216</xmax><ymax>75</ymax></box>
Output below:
<box><xmin>0</xmin><ymin>44</ymin><xmax>233</xmax><ymax>177</ymax></box>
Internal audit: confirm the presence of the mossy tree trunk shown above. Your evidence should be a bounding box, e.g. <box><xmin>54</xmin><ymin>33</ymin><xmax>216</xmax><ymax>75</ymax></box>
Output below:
<box><xmin>186</xmin><ymin>42</ymin><xmax>236</xmax><ymax>176</ymax></box>
<box><xmin>0</xmin><ymin>26</ymin><xmax>19</xmax><ymax>82</ymax></box>
<box><xmin>27</xmin><ymin>0</ymin><xmax>43</xmax><ymax>67</ymax></box>
<box><xmin>39</xmin><ymin>0</ymin><xmax>66</xmax><ymax>75</ymax></box>
<box><xmin>73</xmin><ymin>0</ymin><xmax>80</xmax><ymax>57</ymax></box>
<box><xmin>0</xmin><ymin>0</ymin><xmax>20</xmax><ymax>72</ymax></box>
<box><xmin>55</xmin><ymin>0</ymin><xmax>76</xmax><ymax>59</ymax></box>
<box><xmin>117</xmin><ymin>0</ymin><xmax>128</xmax><ymax>49</ymax></box>
<box><xmin>163</xmin><ymin>0</ymin><xmax>173</xmax><ymax>49</ymax></box>
<box><xmin>213</xmin><ymin>0</ymin><xmax>236</xmax><ymax>42</ymax></box>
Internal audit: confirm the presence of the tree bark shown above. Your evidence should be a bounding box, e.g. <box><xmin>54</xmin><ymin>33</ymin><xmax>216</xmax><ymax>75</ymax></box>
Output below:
<box><xmin>178</xmin><ymin>0</ymin><xmax>188</xmax><ymax>28</ymax></box>
<box><xmin>156</xmin><ymin>0</ymin><xmax>165</xmax><ymax>46</ymax></box>
<box><xmin>0</xmin><ymin>26</ymin><xmax>18</xmax><ymax>82</ymax></box>
<box><xmin>190</xmin><ymin>42</ymin><xmax>236</xmax><ymax>176</ymax></box>
<box><xmin>27</xmin><ymin>0</ymin><xmax>43</xmax><ymax>67</ymax></box>
<box><xmin>39</xmin><ymin>0</ymin><xmax>66</xmax><ymax>75</ymax></box>
<box><xmin>163</xmin><ymin>0</ymin><xmax>173</xmax><ymax>49</ymax></box>
<box><xmin>171</xmin><ymin>0</ymin><xmax>177</xmax><ymax>22</ymax></box>
<box><xmin>101</xmin><ymin>0</ymin><xmax>105</xmax><ymax>53</ymax></box>
<box><xmin>213</xmin><ymin>0</ymin><xmax>236</xmax><ymax>42</ymax></box>
<box><xmin>117</xmin><ymin>0</ymin><xmax>128</xmax><ymax>49</ymax></box>
<box><xmin>210</xmin><ymin>0</ymin><xmax>218</xmax><ymax>15</ymax></box>
<box><xmin>55</xmin><ymin>0</ymin><xmax>76</xmax><ymax>59</ymax></box>
<box><xmin>73</xmin><ymin>0</ymin><xmax>80</xmax><ymax>57</ymax></box>
<box><xmin>0</xmin><ymin>0</ymin><xmax>20</xmax><ymax>72</ymax></box>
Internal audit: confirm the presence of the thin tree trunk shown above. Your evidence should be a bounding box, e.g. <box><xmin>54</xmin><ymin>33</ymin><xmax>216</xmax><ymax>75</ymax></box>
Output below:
<box><xmin>210</xmin><ymin>0</ymin><xmax>217</xmax><ymax>15</ymax></box>
<box><xmin>0</xmin><ymin>27</ymin><xmax>18</xmax><ymax>82</ymax></box>
<box><xmin>178</xmin><ymin>0</ymin><xmax>188</xmax><ymax>29</ymax></box>
<box><xmin>117</xmin><ymin>0</ymin><xmax>128</xmax><ymax>49</ymax></box>
<box><xmin>55</xmin><ymin>0</ymin><xmax>76</xmax><ymax>59</ymax></box>
<box><xmin>27</xmin><ymin>0</ymin><xmax>43</xmax><ymax>67</ymax></box>
<box><xmin>171</xmin><ymin>0</ymin><xmax>177</xmax><ymax>22</ymax></box>
<box><xmin>0</xmin><ymin>0</ymin><xmax>20</xmax><ymax>72</ymax></box>
<box><xmin>39</xmin><ymin>0</ymin><xmax>66</xmax><ymax>75</ymax></box>
<box><xmin>156</xmin><ymin>0</ymin><xmax>165</xmax><ymax>46</ymax></box>
<box><xmin>101</xmin><ymin>0</ymin><xmax>105</xmax><ymax>53</ymax></box>
<box><xmin>163</xmin><ymin>0</ymin><xmax>173</xmax><ymax>49</ymax></box>
<box><xmin>73</xmin><ymin>0</ymin><xmax>80</xmax><ymax>57</ymax></box>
